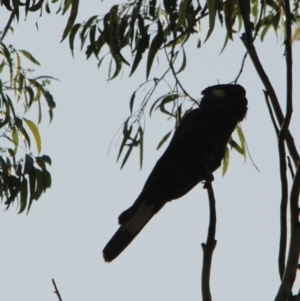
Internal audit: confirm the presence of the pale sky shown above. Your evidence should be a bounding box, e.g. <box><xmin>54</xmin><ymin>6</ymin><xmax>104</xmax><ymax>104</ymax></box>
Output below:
<box><xmin>1</xmin><ymin>1</ymin><xmax>300</xmax><ymax>300</ymax></box>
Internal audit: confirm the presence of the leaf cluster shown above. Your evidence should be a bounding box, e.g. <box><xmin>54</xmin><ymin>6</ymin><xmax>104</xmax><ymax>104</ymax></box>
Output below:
<box><xmin>66</xmin><ymin>0</ymin><xmax>256</xmax><ymax>170</ymax></box>
<box><xmin>0</xmin><ymin>35</ymin><xmax>55</xmax><ymax>213</ymax></box>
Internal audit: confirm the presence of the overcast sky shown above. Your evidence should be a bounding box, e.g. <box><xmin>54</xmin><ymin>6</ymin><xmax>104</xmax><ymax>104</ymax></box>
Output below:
<box><xmin>1</xmin><ymin>1</ymin><xmax>300</xmax><ymax>301</ymax></box>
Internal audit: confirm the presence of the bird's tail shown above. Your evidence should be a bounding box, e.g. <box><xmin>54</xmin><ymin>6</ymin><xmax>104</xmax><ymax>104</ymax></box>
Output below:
<box><xmin>103</xmin><ymin>200</ymin><xmax>159</xmax><ymax>262</ymax></box>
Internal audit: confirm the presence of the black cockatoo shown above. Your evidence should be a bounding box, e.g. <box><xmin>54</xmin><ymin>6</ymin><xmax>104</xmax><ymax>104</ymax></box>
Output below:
<box><xmin>103</xmin><ymin>84</ymin><xmax>248</xmax><ymax>262</ymax></box>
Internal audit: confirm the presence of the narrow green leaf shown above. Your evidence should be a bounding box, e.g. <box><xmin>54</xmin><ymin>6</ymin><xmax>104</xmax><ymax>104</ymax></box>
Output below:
<box><xmin>11</xmin><ymin>126</ymin><xmax>19</xmax><ymax>154</ymax></box>
<box><xmin>156</xmin><ymin>130</ymin><xmax>172</xmax><ymax>150</ymax></box>
<box><xmin>62</xmin><ymin>0</ymin><xmax>72</xmax><ymax>14</ymax></box>
<box><xmin>23</xmin><ymin>118</ymin><xmax>42</xmax><ymax>154</ymax></box>
<box><xmin>292</xmin><ymin>26</ymin><xmax>300</xmax><ymax>42</ymax></box>
<box><xmin>15</xmin><ymin>52</ymin><xmax>21</xmax><ymax>79</ymax></box>
<box><xmin>120</xmin><ymin>131</ymin><xmax>139</xmax><ymax>169</ymax></box>
<box><xmin>260</xmin><ymin>24</ymin><xmax>271</xmax><ymax>41</ymax></box>
<box><xmin>158</xmin><ymin>94</ymin><xmax>180</xmax><ymax>116</ymax></box>
<box><xmin>109</xmin><ymin>57</ymin><xmax>123</xmax><ymax>80</ymax></box>
<box><xmin>146</xmin><ymin>20</ymin><xmax>164</xmax><ymax>79</ymax></box>
<box><xmin>224</xmin><ymin>0</ymin><xmax>235</xmax><ymax>40</ymax></box>
<box><xmin>0</xmin><ymin>42</ymin><xmax>13</xmax><ymax>83</ymax></box>
<box><xmin>222</xmin><ymin>147</ymin><xmax>230</xmax><ymax>176</ymax></box>
<box><xmin>19</xmin><ymin>50</ymin><xmax>41</xmax><ymax>66</ymax></box>
<box><xmin>28</xmin><ymin>0</ymin><xmax>44</xmax><ymax>12</ymax></box>
<box><xmin>61</xmin><ymin>0</ymin><xmax>79</xmax><ymax>42</ymax></box>
<box><xmin>229</xmin><ymin>138</ymin><xmax>244</xmax><ymax>154</ymax></box>
<box><xmin>37</xmin><ymin>98</ymin><xmax>42</xmax><ymax>124</ymax></box>
<box><xmin>220</xmin><ymin>34</ymin><xmax>229</xmax><ymax>54</ymax></box>
<box><xmin>20</xmin><ymin>125</ymin><xmax>31</xmax><ymax>149</ymax></box>
<box><xmin>12</xmin><ymin>0</ymin><xmax>20</xmax><ymax>20</ymax></box>
<box><xmin>24</xmin><ymin>154</ymin><xmax>34</xmax><ymax>174</ymax></box>
<box><xmin>251</xmin><ymin>0</ymin><xmax>259</xmax><ymax>24</ymax></box>
<box><xmin>236</xmin><ymin>125</ymin><xmax>246</xmax><ymax>160</ymax></box>
<box><xmin>117</xmin><ymin>119</ymin><xmax>132</xmax><ymax>162</ymax></box>
<box><xmin>176</xmin><ymin>48</ymin><xmax>186</xmax><ymax>74</ymax></box>
<box><xmin>27</xmin><ymin>168</ymin><xmax>36</xmax><ymax>214</ymax></box>
<box><xmin>69</xmin><ymin>23</ymin><xmax>81</xmax><ymax>56</ymax></box>
<box><xmin>42</xmin><ymin>169</ymin><xmax>52</xmax><ymax>190</ymax></box>
<box><xmin>205</xmin><ymin>0</ymin><xmax>218</xmax><ymax>41</ymax></box>
<box><xmin>129</xmin><ymin>91</ymin><xmax>136</xmax><ymax>113</ymax></box>
<box><xmin>196</xmin><ymin>15</ymin><xmax>201</xmax><ymax>48</ymax></box>
<box><xmin>6</xmin><ymin>157</ymin><xmax>12</xmax><ymax>175</ymax></box>
<box><xmin>175</xmin><ymin>0</ymin><xmax>189</xmax><ymax>31</ymax></box>
<box><xmin>25</xmin><ymin>86</ymin><xmax>34</xmax><ymax>104</ymax></box>
<box><xmin>46</xmin><ymin>1</ymin><xmax>51</xmax><ymax>13</ymax></box>
<box><xmin>33</xmin><ymin>168</ymin><xmax>43</xmax><ymax>201</ymax></box>
<box><xmin>18</xmin><ymin>178</ymin><xmax>28</xmax><ymax>214</ymax></box>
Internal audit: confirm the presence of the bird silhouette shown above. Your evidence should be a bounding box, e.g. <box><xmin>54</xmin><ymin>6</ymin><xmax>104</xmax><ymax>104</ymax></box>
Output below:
<box><xmin>103</xmin><ymin>84</ymin><xmax>248</xmax><ymax>262</ymax></box>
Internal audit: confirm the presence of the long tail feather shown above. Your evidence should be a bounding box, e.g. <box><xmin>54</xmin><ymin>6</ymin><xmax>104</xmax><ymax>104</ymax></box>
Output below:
<box><xmin>103</xmin><ymin>201</ymin><xmax>156</xmax><ymax>262</ymax></box>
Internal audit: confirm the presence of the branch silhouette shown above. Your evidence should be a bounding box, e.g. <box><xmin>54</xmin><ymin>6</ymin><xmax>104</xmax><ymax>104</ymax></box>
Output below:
<box><xmin>201</xmin><ymin>170</ymin><xmax>217</xmax><ymax>301</ymax></box>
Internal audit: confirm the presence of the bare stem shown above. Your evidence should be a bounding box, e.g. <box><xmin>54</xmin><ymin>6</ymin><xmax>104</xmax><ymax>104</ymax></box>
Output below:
<box><xmin>52</xmin><ymin>279</ymin><xmax>63</xmax><ymax>301</ymax></box>
<box><xmin>201</xmin><ymin>174</ymin><xmax>217</xmax><ymax>301</ymax></box>
<box><xmin>274</xmin><ymin>163</ymin><xmax>300</xmax><ymax>301</ymax></box>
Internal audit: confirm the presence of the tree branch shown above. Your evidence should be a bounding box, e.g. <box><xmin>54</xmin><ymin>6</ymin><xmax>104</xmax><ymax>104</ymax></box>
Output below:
<box><xmin>274</xmin><ymin>163</ymin><xmax>300</xmax><ymax>301</ymax></box>
<box><xmin>201</xmin><ymin>173</ymin><xmax>217</xmax><ymax>301</ymax></box>
<box><xmin>52</xmin><ymin>279</ymin><xmax>63</xmax><ymax>301</ymax></box>
<box><xmin>263</xmin><ymin>90</ymin><xmax>279</xmax><ymax>134</ymax></box>
<box><xmin>237</xmin><ymin>0</ymin><xmax>299</xmax><ymax>167</ymax></box>
<box><xmin>276</xmin><ymin>0</ymin><xmax>293</xmax><ymax>280</ymax></box>
<box><xmin>278</xmin><ymin>139</ymin><xmax>288</xmax><ymax>280</ymax></box>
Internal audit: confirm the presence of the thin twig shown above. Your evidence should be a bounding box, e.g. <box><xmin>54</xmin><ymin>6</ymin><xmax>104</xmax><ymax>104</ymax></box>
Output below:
<box><xmin>0</xmin><ymin>11</ymin><xmax>15</xmax><ymax>42</ymax></box>
<box><xmin>232</xmin><ymin>52</ymin><xmax>248</xmax><ymax>84</ymax></box>
<box><xmin>52</xmin><ymin>279</ymin><xmax>63</xmax><ymax>301</ymax></box>
<box><xmin>168</xmin><ymin>37</ymin><xmax>198</xmax><ymax>105</ymax></box>
<box><xmin>274</xmin><ymin>163</ymin><xmax>300</xmax><ymax>301</ymax></box>
<box><xmin>264</xmin><ymin>86</ymin><xmax>289</xmax><ymax>280</ymax></box>
<box><xmin>201</xmin><ymin>171</ymin><xmax>217</xmax><ymax>301</ymax></box>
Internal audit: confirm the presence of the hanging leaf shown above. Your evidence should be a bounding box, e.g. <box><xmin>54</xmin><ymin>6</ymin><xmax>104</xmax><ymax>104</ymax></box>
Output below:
<box><xmin>61</xmin><ymin>0</ymin><xmax>80</xmax><ymax>42</ymax></box>
<box><xmin>175</xmin><ymin>0</ymin><xmax>190</xmax><ymax>32</ymax></box>
<box><xmin>24</xmin><ymin>154</ymin><xmax>34</xmax><ymax>174</ymax></box>
<box><xmin>146</xmin><ymin>20</ymin><xmax>164</xmax><ymax>79</ymax></box>
<box><xmin>19</xmin><ymin>50</ymin><xmax>41</xmax><ymax>66</ymax></box>
<box><xmin>292</xmin><ymin>26</ymin><xmax>300</xmax><ymax>43</ymax></box>
<box><xmin>23</xmin><ymin>118</ymin><xmax>42</xmax><ymax>154</ymax></box>
<box><xmin>222</xmin><ymin>147</ymin><xmax>230</xmax><ymax>176</ymax></box>
<box><xmin>120</xmin><ymin>131</ymin><xmax>139</xmax><ymax>169</ymax></box>
<box><xmin>11</xmin><ymin>126</ymin><xmax>19</xmax><ymax>154</ymax></box>
<box><xmin>176</xmin><ymin>47</ymin><xmax>186</xmax><ymax>74</ymax></box>
<box><xmin>156</xmin><ymin>130</ymin><xmax>173</xmax><ymax>150</ymax></box>
<box><xmin>205</xmin><ymin>0</ymin><xmax>218</xmax><ymax>41</ymax></box>
<box><xmin>18</xmin><ymin>178</ymin><xmax>28</xmax><ymax>214</ymax></box>
<box><xmin>27</xmin><ymin>168</ymin><xmax>36</xmax><ymax>214</ymax></box>
<box><xmin>236</xmin><ymin>125</ymin><xmax>246</xmax><ymax>160</ymax></box>
<box><xmin>69</xmin><ymin>23</ymin><xmax>81</xmax><ymax>56</ymax></box>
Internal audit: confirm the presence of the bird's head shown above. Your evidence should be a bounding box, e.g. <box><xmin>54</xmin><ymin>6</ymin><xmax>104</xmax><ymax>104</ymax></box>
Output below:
<box><xmin>200</xmin><ymin>84</ymin><xmax>248</xmax><ymax>122</ymax></box>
